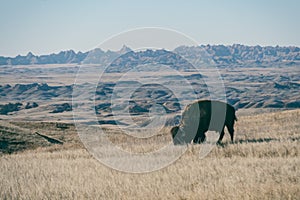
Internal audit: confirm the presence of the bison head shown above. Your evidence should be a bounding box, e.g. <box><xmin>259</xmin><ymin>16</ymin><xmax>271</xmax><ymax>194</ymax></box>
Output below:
<box><xmin>170</xmin><ymin>125</ymin><xmax>191</xmax><ymax>145</ymax></box>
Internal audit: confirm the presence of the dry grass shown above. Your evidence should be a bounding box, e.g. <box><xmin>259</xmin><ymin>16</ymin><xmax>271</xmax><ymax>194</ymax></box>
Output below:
<box><xmin>0</xmin><ymin>109</ymin><xmax>299</xmax><ymax>199</ymax></box>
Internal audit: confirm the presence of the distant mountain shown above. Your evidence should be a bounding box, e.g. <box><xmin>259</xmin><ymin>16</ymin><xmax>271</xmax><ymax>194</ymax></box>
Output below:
<box><xmin>0</xmin><ymin>45</ymin><xmax>132</xmax><ymax>66</ymax></box>
<box><xmin>0</xmin><ymin>50</ymin><xmax>88</xmax><ymax>65</ymax></box>
<box><xmin>174</xmin><ymin>44</ymin><xmax>300</xmax><ymax>65</ymax></box>
<box><xmin>105</xmin><ymin>49</ymin><xmax>195</xmax><ymax>73</ymax></box>
<box><xmin>0</xmin><ymin>44</ymin><xmax>299</xmax><ymax>66</ymax></box>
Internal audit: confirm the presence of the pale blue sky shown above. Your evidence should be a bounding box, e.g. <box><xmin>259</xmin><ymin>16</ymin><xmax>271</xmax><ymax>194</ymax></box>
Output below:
<box><xmin>0</xmin><ymin>0</ymin><xmax>299</xmax><ymax>56</ymax></box>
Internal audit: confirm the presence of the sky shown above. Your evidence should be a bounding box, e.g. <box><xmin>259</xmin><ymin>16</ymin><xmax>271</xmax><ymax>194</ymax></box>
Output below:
<box><xmin>0</xmin><ymin>0</ymin><xmax>299</xmax><ymax>56</ymax></box>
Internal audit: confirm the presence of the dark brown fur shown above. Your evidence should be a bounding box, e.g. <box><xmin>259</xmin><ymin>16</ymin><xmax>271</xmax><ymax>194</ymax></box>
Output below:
<box><xmin>171</xmin><ymin>100</ymin><xmax>237</xmax><ymax>145</ymax></box>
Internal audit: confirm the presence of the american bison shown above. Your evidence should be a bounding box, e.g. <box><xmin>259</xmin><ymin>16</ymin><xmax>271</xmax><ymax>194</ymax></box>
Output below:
<box><xmin>171</xmin><ymin>100</ymin><xmax>237</xmax><ymax>145</ymax></box>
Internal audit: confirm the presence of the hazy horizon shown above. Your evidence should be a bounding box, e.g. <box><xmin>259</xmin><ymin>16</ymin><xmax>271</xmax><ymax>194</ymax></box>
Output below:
<box><xmin>1</xmin><ymin>0</ymin><xmax>299</xmax><ymax>57</ymax></box>
<box><xmin>2</xmin><ymin>43</ymin><xmax>300</xmax><ymax>58</ymax></box>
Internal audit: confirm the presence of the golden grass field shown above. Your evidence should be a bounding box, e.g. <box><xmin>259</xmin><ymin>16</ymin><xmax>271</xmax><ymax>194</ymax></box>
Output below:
<box><xmin>0</xmin><ymin>109</ymin><xmax>299</xmax><ymax>199</ymax></box>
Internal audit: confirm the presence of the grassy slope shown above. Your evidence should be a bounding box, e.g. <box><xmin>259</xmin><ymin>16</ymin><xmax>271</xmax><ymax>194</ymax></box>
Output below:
<box><xmin>0</xmin><ymin>109</ymin><xmax>299</xmax><ymax>199</ymax></box>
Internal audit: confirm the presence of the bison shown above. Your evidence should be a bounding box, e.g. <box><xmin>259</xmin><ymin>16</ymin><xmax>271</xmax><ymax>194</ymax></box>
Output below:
<box><xmin>171</xmin><ymin>100</ymin><xmax>237</xmax><ymax>145</ymax></box>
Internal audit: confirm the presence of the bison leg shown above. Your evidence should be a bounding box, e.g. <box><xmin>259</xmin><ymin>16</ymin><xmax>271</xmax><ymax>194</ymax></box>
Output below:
<box><xmin>193</xmin><ymin>134</ymin><xmax>200</xmax><ymax>144</ymax></box>
<box><xmin>199</xmin><ymin>134</ymin><xmax>206</xmax><ymax>143</ymax></box>
<box><xmin>193</xmin><ymin>137</ymin><xmax>199</xmax><ymax>144</ymax></box>
<box><xmin>217</xmin><ymin>126</ymin><xmax>226</xmax><ymax>144</ymax></box>
<box><xmin>227</xmin><ymin>125</ymin><xmax>234</xmax><ymax>143</ymax></box>
<box><xmin>193</xmin><ymin>131</ymin><xmax>205</xmax><ymax>144</ymax></box>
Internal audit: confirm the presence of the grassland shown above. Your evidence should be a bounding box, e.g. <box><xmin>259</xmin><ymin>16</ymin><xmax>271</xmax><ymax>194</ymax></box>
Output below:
<box><xmin>0</xmin><ymin>109</ymin><xmax>299</xmax><ymax>199</ymax></box>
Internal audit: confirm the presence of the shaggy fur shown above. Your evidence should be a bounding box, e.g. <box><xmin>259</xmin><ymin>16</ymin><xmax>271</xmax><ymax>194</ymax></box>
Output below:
<box><xmin>171</xmin><ymin>100</ymin><xmax>237</xmax><ymax>145</ymax></box>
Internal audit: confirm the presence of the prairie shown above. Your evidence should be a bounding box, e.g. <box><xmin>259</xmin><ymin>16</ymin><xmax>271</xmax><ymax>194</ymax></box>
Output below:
<box><xmin>0</xmin><ymin>109</ymin><xmax>299</xmax><ymax>199</ymax></box>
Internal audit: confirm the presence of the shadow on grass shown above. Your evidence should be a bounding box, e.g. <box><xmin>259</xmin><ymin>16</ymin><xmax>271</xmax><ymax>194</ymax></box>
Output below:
<box><xmin>216</xmin><ymin>138</ymin><xmax>277</xmax><ymax>148</ymax></box>
<box><xmin>218</xmin><ymin>136</ymin><xmax>300</xmax><ymax>147</ymax></box>
<box><xmin>235</xmin><ymin>138</ymin><xmax>279</xmax><ymax>144</ymax></box>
